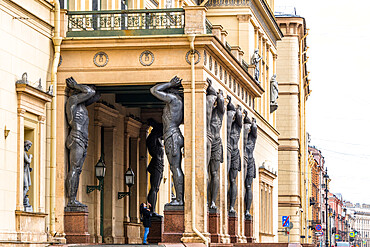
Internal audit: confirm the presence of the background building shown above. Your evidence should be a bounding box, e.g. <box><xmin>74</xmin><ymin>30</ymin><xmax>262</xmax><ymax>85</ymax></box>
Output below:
<box><xmin>275</xmin><ymin>12</ymin><xmax>311</xmax><ymax>244</ymax></box>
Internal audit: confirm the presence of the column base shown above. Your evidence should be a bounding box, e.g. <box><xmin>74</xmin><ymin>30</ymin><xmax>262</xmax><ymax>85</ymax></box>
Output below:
<box><xmin>181</xmin><ymin>232</ymin><xmax>210</xmax><ymax>244</ymax></box>
<box><xmin>208</xmin><ymin>210</ymin><xmax>221</xmax><ymax>243</ymax></box>
<box><xmin>244</xmin><ymin>219</ymin><xmax>255</xmax><ymax>243</ymax></box>
<box><xmin>148</xmin><ymin>215</ymin><xmax>164</xmax><ymax>243</ymax></box>
<box><xmin>220</xmin><ymin>234</ymin><xmax>231</xmax><ymax>244</ymax></box>
<box><xmin>228</xmin><ymin>215</ymin><xmax>238</xmax><ymax>243</ymax></box>
<box><xmin>163</xmin><ymin>205</ymin><xmax>184</xmax><ymax>243</ymax></box>
<box><xmin>64</xmin><ymin>210</ymin><xmax>90</xmax><ymax>244</ymax></box>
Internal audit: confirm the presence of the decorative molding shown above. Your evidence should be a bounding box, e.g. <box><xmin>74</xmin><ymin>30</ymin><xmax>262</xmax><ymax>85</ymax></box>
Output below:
<box><xmin>139</xmin><ymin>50</ymin><xmax>155</xmax><ymax>66</ymax></box>
<box><xmin>93</xmin><ymin>52</ymin><xmax>109</xmax><ymax>67</ymax></box>
<box><xmin>185</xmin><ymin>50</ymin><xmax>200</xmax><ymax>65</ymax></box>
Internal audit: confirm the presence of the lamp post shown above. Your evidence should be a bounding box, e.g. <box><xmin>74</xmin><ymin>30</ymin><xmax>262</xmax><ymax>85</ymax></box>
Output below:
<box><xmin>324</xmin><ymin>168</ymin><xmax>329</xmax><ymax>247</ymax></box>
<box><xmin>118</xmin><ymin>167</ymin><xmax>135</xmax><ymax>199</ymax></box>
<box><xmin>86</xmin><ymin>154</ymin><xmax>106</xmax><ymax>241</ymax></box>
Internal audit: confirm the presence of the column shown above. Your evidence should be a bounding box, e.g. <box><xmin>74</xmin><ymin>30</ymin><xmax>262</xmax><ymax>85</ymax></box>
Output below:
<box><xmin>93</xmin><ymin>121</ymin><xmax>102</xmax><ymax>242</ymax></box>
<box><xmin>220</xmin><ymin>105</ymin><xmax>230</xmax><ymax>243</ymax></box>
<box><xmin>237</xmin><ymin>14</ymin><xmax>251</xmax><ymax>60</ymax></box>
<box><xmin>129</xmin><ymin>137</ymin><xmax>140</xmax><ymax>223</ymax></box>
<box><xmin>17</xmin><ymin>109</ymin><xmax>26</xmax><ymax>211</ymax></box>
<box><xmin>237</xmin><ymin>124</ymin><xmax>246</xmax><ymax>243</ymax></box>
<box><xmin>181</xmin><ymin>80</ymin><xmax>210</xmax><ymax>243</ymax></box>
<box><xmin>123</xmin><ymin>133</ymin><xmax>130</xmax><ymax>222</ymax></box>
<box><xmin>38</xmin><ymin>115</ymin><xmax>46</xmax><ymax>213</ymax></box>
<box><xmin>103</xmin><ymin>127</ymin><xmax>117</xmax><ymax>242</ymax></box>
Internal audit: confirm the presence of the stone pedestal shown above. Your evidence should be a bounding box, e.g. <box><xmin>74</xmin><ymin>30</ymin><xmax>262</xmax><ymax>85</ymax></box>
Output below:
<box><xmin>228</xmin><ymin>215</ymin><xmax>238</xmax><ymax>243</ymax></box>
<box><xmin>64</xmin><ymin>209</ymin><xmax>90</xmax><ymax>244</ymax></box>
<box><xmin>244</xmin><ymin>219</ymin><xmax>255</xmax><ymax>243</ymax></box>
<box><xmin>208</xmin><ymin>209</ymin><xmax>221</xmax><ymax>243</ymax></box>
<box><xmin>163</xmin><ymin>205</ymin><xmax>184</xmax><ymax>242</ymax></box>
<box><xmin>148</xmin><ymin>215</ymin><xmax>164</xmax><ymax>243</ymax></box>
<box><xmin>15</xmin><ymin>211</ymin><xmax>48</xmax><ymax>243</ymax></box>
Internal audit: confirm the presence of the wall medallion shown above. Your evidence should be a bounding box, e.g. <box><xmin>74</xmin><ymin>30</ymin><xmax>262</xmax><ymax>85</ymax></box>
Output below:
<box><xmin>186</xmin><ymin>50</ymin><xmax>201</xmax><ymax>65</ymax></box>
<box><xmin>140</xmin><ymin>50</ymin><xmax>155</xmax><ymax>66</ymax></box>
<box><xmin>93</xmin><ymin>52</ymin><xmax>109</xmax><ymax>67</ymax></box>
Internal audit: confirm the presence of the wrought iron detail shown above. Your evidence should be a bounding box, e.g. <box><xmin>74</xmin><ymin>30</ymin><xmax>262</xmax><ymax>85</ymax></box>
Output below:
<box><xmin>205</xmin><ymin>18</ymin><xmax>213</xmax><ymax>34</ymax></box>
<box><xmin>185</xmin><ymin>50</ymin><xmax>201</xmax><ymax>65</ymax></box>
<box><xmin>140</xmin><ymin>50</ymin><xmax>155</xmax><ymax>66</ymax></box>
<box><xmin>206</xmin><ymin>0</ymin><xmax>249</xmax><ymax>7</ymax></box>
<box><xmin>118</xmin><ymin>191</ymin><xmax>130</xmax><ymax>199</ymax></box>
<box><xmin>58</xmin><ymin>55</ymin><xmax>62</xmax><ymax>67</ymax></box>
<box><xmin>94</xmin><ymin>52</ymin><xmax>109</xmax><ymax>67</ymax></box>
<box><xmin>67</xmin><ymin>9</ymin><xmax>185</xmax><ymax>36</ymax></box>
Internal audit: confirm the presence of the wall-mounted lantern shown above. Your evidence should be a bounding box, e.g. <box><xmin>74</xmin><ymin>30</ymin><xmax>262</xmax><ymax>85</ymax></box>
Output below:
<box><xmin>118</xmin><ymin>167</ymin><xmax>135</xmax><ymax>199</ymax></box>
<box><xmin>86</xmin><ymin>155</ymin><xmax>106</xmax><ymax>194</ymax></box>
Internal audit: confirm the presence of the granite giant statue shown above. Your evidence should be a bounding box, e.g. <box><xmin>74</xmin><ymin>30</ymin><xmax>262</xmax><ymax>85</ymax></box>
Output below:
<box><xmin>251</xmin><ymin>49</ymin><xmax>262</xmax><ymax>82</ymax></box>
<box><xmin>146</xmin><ymin>118</ymin><xmax>164</xmax><ymax>215</ymax></box>
<box><xmin>227</xmin><ymin>97</ymin><xmax>242</xmax><ymax>215</ymax></box>
<box><xmin>65</xmin><ymin>77</ymin><xmax>100</xmax><ymax>210</ymax></box>
<box><xmin>150</xmin><ymin>76</ymin><xmax>184</xmax><ymax>206</ymax></box>
<box><xmin>270</xmin><ymin>74</ymin><xmax>279</xmax><ymax>113</ymax></box>
<box><xmin>24</xmin><ymin>140</ymin><xmax>33</xmax><ymax>211</ymax></box>
<box><xmin>245</xmin><ymin>117</ymin><xmax>257</xmax><ymax>219</ymax></box>
<box><xmin>206</xmin><ymin>80</ymin><xmax>225</xmax><ymax>209</ymax></box>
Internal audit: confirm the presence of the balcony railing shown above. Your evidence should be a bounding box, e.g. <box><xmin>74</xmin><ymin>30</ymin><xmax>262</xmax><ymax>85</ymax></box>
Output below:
<box><xmin>205</xmin><ymin>18</ymin><xmax>213</xmax><ymax>34</ymax></box>
<box><xmin>206</xmin><ymin>0</ymin><xmax>249</xmax><ymax>7</ymax></box>
<box><xmin>67</xmin><ymin>8</ymin><xmax>185</xmax><ymax>37</ymax></box>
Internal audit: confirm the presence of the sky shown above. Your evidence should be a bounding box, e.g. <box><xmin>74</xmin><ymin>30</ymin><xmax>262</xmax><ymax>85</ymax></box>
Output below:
<box><xmin>275</xmin><ymin>0</ymin><xmax>370</xmax><ymax>204</ymax></box>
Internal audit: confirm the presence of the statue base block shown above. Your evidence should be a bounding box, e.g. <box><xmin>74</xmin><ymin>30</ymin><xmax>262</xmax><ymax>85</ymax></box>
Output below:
<box><xmin>64</xmin><ymin>210</ymin><xmax>90</xmax><ymax>244</ymax></box>
<box><xmin>163</xmin><ymin>205</ymin><xmax>184</xmax><ymax>242</ymax></box>
<box><xmin>245</xmin><ymin>219</ymin><xmax>255</xmax><ymax>243</ymax></box>
<box><xmin>228</xmin><ymin>215</ymin><xmax>238</xmax><ymax>243</ymax></box>
<box><xmin>148</xmin><ymin>215</ymin><xmax>164</xmax><ymax>243</ymax></box>
<box><xmin>208</xmin><ymin>210</ymin><xmax>221</xmax><ymax>243</ymax></box>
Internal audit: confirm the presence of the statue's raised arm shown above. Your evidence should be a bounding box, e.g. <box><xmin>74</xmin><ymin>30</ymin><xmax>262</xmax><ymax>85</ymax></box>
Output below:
<box><xmin>150</xmin><ymin>76</ymin><xmax>182</xmax><ymax>103</ymax></box>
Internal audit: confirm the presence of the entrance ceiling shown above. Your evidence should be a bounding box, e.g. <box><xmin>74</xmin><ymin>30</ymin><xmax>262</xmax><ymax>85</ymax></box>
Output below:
<box><xmin>96</xmin><ymin>85</ymin><xmax>165</xmax><ymax>108</ymax></box>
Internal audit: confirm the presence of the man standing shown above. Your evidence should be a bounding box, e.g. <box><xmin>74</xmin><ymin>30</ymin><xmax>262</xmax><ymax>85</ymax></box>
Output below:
<box><xmin>150</xmin><ymin>76</ymin><xmax>184</xmax><ymax>205</ymax></box>
<box><xmin>146</xmin><ymin>118</ymin><xmax>164</xmax><ymax>215</ymax></box>
<box><xmin>206</xmin><ymin>80</ymin><xmax>225</xmax><ymax>209</ymax></box>
<box><xmin>227</xmin><ymin>98</ymin><xmax>243</xmax><ymax>214</ymax></box>
<box><xmin>65</xmin><ymin>77</ymin><xmax>100</xmax><ymax>209</ymax></box>
<box><xmin>245</xmin><ymin>117</ymin><xmax>257</xmax><ymax>219</ymax></box>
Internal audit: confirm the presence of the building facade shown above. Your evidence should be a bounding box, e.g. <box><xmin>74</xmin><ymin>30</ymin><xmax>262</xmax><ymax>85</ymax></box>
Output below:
<box><xmin>0</xmin><ymin>0</ymin><xmax>288</xmax><ymax>245</ymax></box>
<box><xmin>275</xmin><ymin>14</ymin><xmax>311</xmax><ymax>244</ymax></box>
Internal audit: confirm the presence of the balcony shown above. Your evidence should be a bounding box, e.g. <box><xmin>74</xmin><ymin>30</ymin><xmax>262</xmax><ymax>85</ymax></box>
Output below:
<box><xmin>67</xmin><ymin>8</ymin><xmax>185</xmax><ymax>37</ymax></box>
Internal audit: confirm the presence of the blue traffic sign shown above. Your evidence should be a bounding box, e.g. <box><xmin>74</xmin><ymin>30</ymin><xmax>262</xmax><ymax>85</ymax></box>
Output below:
<box><xmin>315</xmin><ymin>224</ymin><xmax>322</xmax><ymax>231</ymax></box>
<box><xmin>282</xmin><ymin>216</ymin><xmax>290</xmax><ymax>227</ymax></box>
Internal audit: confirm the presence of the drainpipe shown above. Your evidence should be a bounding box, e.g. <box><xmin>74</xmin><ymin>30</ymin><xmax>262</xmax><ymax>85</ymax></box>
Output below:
<box><xmin>187</xmin><ymin>34</ymin><xmax>209</xmax><ymax>246</ymax></box>
<box><xmin>50</xmin><ymin>0</ymin><xmax>62</xmax><ymax>236</ymax></box>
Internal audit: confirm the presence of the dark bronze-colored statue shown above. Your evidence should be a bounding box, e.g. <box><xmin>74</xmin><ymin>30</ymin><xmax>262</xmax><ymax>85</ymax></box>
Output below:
<box><xmin>245</xmin><ymin>117</ymin><xmax>257</xmax><ymax>219</ymax></box>
<box><xmin>206</xmin><ymin>80</ymin><xmax>225</xmax><ymax>209</ymax></box>
<box><xmin>251</xmin><ymin>49</ymin><xmax>262</xmax><ymax>82</ymax></box>
<box><xmin>146</xmin><ymin>118</ymin><xmax>164</xmax><ymax>215</ymax></box>
<box><xmin>24</xmin><ymin>140</ymin><xmax>33</xmax><ymax>211</ymax></box>
<box><xmin>150</xmin><ymin>76</ymin><xmax>184</xmax><ymax>206</ymax></box>
<box><xmin>65</xmin><ymin>77</ymin><xmax>100</xmax><ymax>210</ymax></box>
<box><xmin>270</xmin><ymin>74</ymin><xmax>279</xmax><ymax>113</ymax></box>
<box><xmin>227</xmin><ymin>97</ymin><xmax>242</xmax><ymax>215</ymax></box>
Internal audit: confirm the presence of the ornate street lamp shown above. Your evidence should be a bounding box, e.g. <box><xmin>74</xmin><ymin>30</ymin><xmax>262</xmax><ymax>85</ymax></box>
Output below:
<box><xmin>87</xmin><ymin>155</ymin><xmax>106</xmax><ymax>193</ymax></box>
<box><xmin>118</xmin><ymin>167</ymin><xmax>135</xmax><ymax>199</ymax></box>
<box><xmin>324</xmin><ymin>168</ymin><xmax>330</xmax><ymax>247</ymax></box>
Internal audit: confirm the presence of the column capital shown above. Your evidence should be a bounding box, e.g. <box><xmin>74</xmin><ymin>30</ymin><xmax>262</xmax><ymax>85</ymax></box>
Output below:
<box><xmin>17</xmin><ymin>108</ymin><xmax>26</xmax><ymax>116</ymax></box>
<box><xmin>182</xmin><ymin>80</ymin><xmax>208</xmax><ymax>94</ymax></box>
<box><xmin>237</xmin><ymin>14</ymin><xmax>251</xmax><ymax>23</ymax></box>
<box><xmin>38</xmin><ymin>115</ymin><xmax>46</xmax><ymax>123</ymax></box>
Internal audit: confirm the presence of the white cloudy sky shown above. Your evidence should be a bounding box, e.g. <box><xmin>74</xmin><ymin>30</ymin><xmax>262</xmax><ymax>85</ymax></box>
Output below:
<box><xmin>275</xmin><ymin>0</ymin><xmax>370</xmax><ymax>204</ymax></box>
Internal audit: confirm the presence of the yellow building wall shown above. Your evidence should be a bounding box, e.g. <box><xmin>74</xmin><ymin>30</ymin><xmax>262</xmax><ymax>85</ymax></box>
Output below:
<box><xmin>0</xmin><ymin>0</ymin><xmax>53</xmax><ymax>241</ymax></box>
